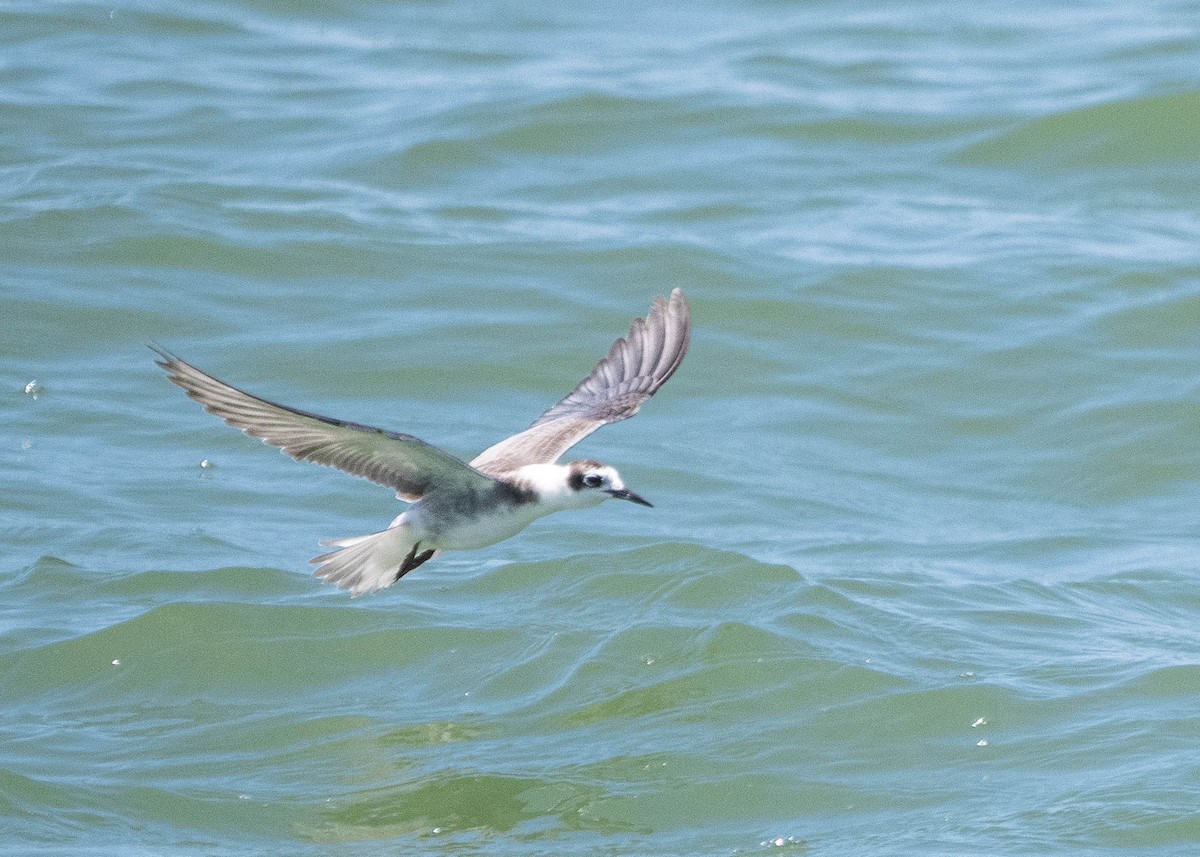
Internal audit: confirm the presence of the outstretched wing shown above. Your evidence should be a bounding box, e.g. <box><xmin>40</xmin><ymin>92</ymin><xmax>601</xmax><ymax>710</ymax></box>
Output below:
<box><xmin>152</xmin><ymin>347</ymin><xmax>494</xmax><ymax>501</ymax></box>
<box><xmin>470</xmin><ymin>288</ymin><xmax>690</xmax><ymax>476</ymax></box>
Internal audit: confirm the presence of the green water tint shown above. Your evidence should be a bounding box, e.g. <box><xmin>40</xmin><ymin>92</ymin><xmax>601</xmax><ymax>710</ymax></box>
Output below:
<box><xmin>5</xmin><ymin>0</ymin><xmax>1200</xmax><ymax>853</ymax></box>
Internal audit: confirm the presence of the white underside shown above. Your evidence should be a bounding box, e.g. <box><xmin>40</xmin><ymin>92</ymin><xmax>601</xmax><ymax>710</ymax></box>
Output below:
<box><xmin>310</xmin><ymin>501</ymin><xmax>555</xmax><ymax>596</ymax></box>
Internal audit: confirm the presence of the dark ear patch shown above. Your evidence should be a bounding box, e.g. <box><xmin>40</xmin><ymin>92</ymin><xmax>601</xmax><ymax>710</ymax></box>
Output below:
<box><xmin>567</xmin><ymin>459</ymin><xmax>605</xmax><ymax>491</ymax></box>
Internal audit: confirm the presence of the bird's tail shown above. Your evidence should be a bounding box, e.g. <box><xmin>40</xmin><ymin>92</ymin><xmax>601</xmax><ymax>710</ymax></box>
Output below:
<box><xmin>310</xmin><ymin>524</ymin><xmax>432</xmax><ymax>596</ymax></box>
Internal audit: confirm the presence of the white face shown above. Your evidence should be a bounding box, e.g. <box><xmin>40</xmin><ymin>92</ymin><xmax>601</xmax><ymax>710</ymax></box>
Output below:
<box><xmin>512</xmin><ymin>462</ymin><xmax>652</xmax><ymax>510</ymax></box>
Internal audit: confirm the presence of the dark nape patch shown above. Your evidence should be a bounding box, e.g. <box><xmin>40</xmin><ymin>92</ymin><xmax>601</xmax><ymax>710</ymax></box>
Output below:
<box><xmin>567</xmin><ymin>459</ymin><xmax>605</xmax><ymax>491</ymax></box>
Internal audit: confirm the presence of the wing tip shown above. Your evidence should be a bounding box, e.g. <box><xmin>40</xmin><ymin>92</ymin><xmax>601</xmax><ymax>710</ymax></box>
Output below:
<box><xmin>646</xmin><ymin>287</ymin><xmax>691</xmax><ymax>383</ymax></box>
<box><xmin>148</xmin><ymin>342</ymin><xmax>177</xmax><ymax>370</ymax></box>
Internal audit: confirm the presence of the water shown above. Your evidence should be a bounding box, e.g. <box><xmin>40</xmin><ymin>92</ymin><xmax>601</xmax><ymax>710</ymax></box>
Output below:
<box><xmin>4</xmin><ymin>0</ymin><xmax>1200</xmax><ymax>853</ymax></box>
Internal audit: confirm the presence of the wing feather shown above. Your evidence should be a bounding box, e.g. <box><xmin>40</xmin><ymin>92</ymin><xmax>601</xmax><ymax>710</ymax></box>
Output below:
<box><xmin>471</xmin><ymin>289</ymin><xmax>690</xmax><ymax>475</ymax></box>
<box><xmin>152</xmin><ymin>347</ymin><xmax>492</xmax><ymax>500</ymax></box>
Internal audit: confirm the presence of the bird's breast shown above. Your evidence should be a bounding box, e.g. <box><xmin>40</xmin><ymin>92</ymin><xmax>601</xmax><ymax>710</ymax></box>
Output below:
<box><xmin>413</xmin><ymin>483</ymin><xmax>549</xmax><ymax>550</ymax></box>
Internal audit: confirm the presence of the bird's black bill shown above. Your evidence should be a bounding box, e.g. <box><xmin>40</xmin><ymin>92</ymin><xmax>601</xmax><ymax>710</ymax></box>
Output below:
<box><xmin>608</xmin><ymin>488</ymin><xmax>653</xmax><ymax>507</ymax></box>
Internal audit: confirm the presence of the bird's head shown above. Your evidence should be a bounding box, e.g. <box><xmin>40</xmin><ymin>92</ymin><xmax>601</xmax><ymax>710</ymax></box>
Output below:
<box><xmin>510</xmin><ymin>460</ymin><xmax>653</xmax><ymax>511</ymax></box>
<box><xmin>566</xmin><ymin>459</ymin><xmax>653</xmax><ymax>508</ymax></box>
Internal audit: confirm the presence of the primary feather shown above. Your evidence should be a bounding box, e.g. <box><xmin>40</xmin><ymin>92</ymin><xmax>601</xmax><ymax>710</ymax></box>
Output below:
<box><xmin>151</xmin><ymin>346</ymin><xmax>494</xmax><ymax>501</ymax></box>
<box><xmin>470</xmin><ymin>288</ymin><xmax>690</xmax><ymax>475</ymax></box>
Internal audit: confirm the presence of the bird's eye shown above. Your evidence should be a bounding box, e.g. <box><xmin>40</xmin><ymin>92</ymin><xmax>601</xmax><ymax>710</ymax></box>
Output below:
<box><xmin>583</xmin><ymin>474</ymin><xmax>604</xmax><ymax>488</ymax></box>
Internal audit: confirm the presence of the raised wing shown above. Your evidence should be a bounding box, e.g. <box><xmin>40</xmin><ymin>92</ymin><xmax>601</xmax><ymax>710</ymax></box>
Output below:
<box><xmin>471</xmin><ymin>288</ymin><xmax>690</xmax><ymax>475</ymax></box>
<box><xmin>152</xmin><ymin>347</ymin><xmax>493</xmax><ymax>501</ymax></box>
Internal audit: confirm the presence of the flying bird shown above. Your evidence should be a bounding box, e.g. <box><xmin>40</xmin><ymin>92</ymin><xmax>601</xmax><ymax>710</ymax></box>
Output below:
<box><xmin>153</xmin><ymin>289</ymin><xmax>690</xmax><ymax>595</ymax></box>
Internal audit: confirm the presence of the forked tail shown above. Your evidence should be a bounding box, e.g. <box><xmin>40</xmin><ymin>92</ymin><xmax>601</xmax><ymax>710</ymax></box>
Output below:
<box><xmin>310</xmin><ymin>524</ymin><xmax>437</xmax><ymax>596</ymax></box>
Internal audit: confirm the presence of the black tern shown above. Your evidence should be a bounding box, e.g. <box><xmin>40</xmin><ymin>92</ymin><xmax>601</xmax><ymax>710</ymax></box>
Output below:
<box><xmin>153</xmin><ymin>289</ymin><xmax>691</xmax><ymax>595</ymax></box>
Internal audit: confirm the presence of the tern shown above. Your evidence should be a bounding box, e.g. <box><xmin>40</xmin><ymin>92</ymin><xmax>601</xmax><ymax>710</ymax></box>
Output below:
<box><xmin>153</xmin><ymin>289</ymin><xmax>690</xmax><ymax>595</ymax></box>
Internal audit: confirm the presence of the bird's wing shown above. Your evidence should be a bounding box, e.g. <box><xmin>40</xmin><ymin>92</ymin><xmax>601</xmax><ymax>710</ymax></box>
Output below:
<box><xmin>152</xmin><ymin>347</ymin><xmax>494</xmax><ymax>501</ymax></box>
<box><xmin>470</xmin><ymin>288</ymin><xmax>690</xmax><ymax>475</ymax></box>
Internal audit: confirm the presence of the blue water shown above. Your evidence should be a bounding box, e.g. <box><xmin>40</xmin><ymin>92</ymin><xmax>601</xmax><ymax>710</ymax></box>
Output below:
<box><xmin>4</xmin><ymin>0</ymin><xmax>1200</xmax><ymax>854</ymax></box>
